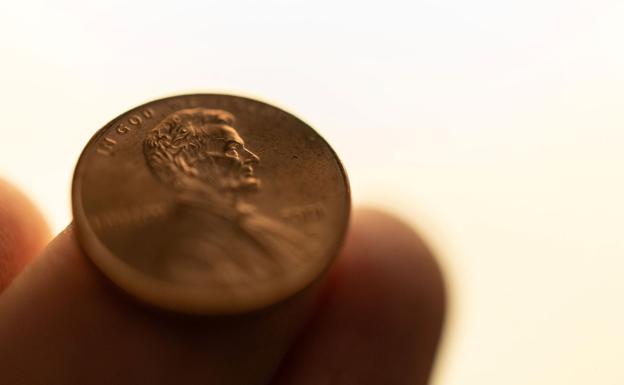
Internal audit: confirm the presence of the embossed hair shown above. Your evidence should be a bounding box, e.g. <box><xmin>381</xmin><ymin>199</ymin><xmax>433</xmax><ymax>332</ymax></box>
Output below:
<box><xmin>144</xmin><ymin>108</ymin><xmax>236</xmax><ymax>186</ymax></box>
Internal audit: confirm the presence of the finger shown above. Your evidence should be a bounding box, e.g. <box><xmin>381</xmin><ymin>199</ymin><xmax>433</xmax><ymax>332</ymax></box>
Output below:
<box><xmin>0</xmin><ymin>178</ymin><xmax>50</xmax><ymax>292</ymax></box>
<box><xmin>0</xmin><ymin>226</ymin><xmax>322</xmax><ymax>385</ymax></box>
<box><xmin>272</xmin><ymin>209</ymin><xmax>447</xmax><ymax>385</ymax></box>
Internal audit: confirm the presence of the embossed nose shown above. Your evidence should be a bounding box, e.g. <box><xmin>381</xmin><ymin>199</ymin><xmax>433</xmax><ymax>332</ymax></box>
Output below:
<box><xmin>243</xmin><ymin>148</ymin><xmax>260</xmax><ymax>165</ymax></box>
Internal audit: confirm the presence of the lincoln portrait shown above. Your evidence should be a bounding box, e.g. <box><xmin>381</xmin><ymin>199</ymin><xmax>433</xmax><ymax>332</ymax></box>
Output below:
<box><xmin>142</xmin><ymin>107</ymin><xmax>308</xmax><ymax>285</ymax></box>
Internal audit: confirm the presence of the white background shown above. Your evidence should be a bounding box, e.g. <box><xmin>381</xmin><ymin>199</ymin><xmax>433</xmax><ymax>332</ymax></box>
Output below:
<box><xmin>1</xmin><ymin>1</ymin><xmax>624</xmax><ymax>383</ymax></box>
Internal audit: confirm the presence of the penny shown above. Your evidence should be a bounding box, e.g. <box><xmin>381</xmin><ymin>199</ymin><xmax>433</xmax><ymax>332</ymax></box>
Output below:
<box><xmin>72</xmin><ymin>94</ymin><xmax>350</xmax><ymax>314</ymax></box>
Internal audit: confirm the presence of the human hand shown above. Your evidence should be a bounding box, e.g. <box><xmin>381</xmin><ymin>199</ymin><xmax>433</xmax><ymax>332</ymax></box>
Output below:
<box><xmin>0</xmin><ymin>178</ymin><xmax>445</xmax><ymax>385</ymax></box>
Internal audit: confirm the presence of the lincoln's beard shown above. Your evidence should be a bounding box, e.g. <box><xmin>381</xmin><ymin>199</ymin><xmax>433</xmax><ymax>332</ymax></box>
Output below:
<box><xmin>223</xmin><ymin>175</ymin><xmax>261</xmax><ymax>193</ymax></box>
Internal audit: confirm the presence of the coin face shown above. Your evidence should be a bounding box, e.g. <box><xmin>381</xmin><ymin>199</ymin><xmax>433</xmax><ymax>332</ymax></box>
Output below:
<box><xmin>72</xmin><ymin>94</ymin><xmax>350</xmax><ymax>314</ymax></box>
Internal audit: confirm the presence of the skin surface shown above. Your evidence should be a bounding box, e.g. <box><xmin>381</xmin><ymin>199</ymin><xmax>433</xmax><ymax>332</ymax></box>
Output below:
<box><xmin>0</xmin><ymin>178</ymin><xmax>446</xmax><ymax>385</ymax></box>
<box><xmin>0</xmin><ymin>179</ymin><xmax>50</xmax><ymax>292</ymax></box>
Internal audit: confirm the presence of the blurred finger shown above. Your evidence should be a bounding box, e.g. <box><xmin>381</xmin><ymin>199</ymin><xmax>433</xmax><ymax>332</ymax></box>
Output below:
<box><xmin>272</xmin><ymin>209</ymin><xmax>446</xmax><ymax>385</ymax></box>
<box><xmin>0</xmin><ymin>178</ymin><xmax>50</xmax><ymax>292</ymax></box>
<box><xmin>0</xmin><ymin>226</ymin><xmax>321</xmax><ymax>385</ymax></box>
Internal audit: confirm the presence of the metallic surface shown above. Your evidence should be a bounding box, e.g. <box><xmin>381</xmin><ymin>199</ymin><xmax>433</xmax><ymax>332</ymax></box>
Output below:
<box><xmin>72</xmin><ymin>94</ymin><xmax>350</xmax><ymax>314</ymax></box>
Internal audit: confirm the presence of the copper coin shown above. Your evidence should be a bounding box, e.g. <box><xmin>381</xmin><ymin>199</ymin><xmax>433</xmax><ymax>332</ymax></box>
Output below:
<box><xmin>72</xmin><ymin>94</ymin><xmax>350</xmax><ymax>314</ymax></box>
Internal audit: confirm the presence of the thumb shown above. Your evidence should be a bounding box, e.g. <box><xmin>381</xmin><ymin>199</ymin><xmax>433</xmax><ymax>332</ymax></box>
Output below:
<box><xmin>0</xmin><ymin>226</ymin><xmax>318</xmax><ymax>385</ymax></box>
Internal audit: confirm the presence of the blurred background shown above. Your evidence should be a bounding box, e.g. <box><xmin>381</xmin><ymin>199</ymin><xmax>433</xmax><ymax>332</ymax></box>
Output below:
<box><xmin>1</xmin><ymin>0</ymin><xmax>623</xmax><ymax>383</ymax></box>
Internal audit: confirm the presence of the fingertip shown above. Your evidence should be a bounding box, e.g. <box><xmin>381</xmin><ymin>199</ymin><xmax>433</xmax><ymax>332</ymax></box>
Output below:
<box><xmin>347</xmin><ymin>208</ymin><xmax>446</xmax><ymax>316</ymax></box>
<box><xmin>274</xmin><ymin>207</ymin><xmax>446</xmax><ymax>385</ymax></box>
<box><xmin>0</xmin><ymin>178</ymin><xmax>50</xmax><ymax>292</ymax></box>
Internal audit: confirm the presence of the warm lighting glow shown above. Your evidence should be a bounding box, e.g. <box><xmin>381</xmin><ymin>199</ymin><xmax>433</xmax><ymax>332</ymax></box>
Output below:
<box><xmin>2</xmin><ymin>1</ymin><xmax>624</xmax><ymax>383</ymax></box>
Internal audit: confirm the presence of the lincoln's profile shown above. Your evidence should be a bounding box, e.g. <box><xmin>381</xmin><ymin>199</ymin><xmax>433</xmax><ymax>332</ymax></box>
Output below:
<box><xmin>143</xmin><ymin>108</ymin><xmax>308</xmax><ymax>285</ymax></box>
